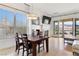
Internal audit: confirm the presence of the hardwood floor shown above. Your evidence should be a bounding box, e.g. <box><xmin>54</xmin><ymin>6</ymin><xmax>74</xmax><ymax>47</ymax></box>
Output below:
<box><xmin>0</xmin><ymin>37</ymin><xmax>73</xmax><ymax>56</ymax></box>
<box><xmin>0</xmin><ymin>46</ymin><xmax>15</xmax><ymax>56</ymax></box>
<box><xmin>64</xmin><ymin>45</ymin><xmax>73</xmax><ymax>52</ymax></box>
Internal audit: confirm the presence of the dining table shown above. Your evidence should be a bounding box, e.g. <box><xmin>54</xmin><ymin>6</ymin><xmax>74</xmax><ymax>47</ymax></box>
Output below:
<box><xmin>28</xmin><ymin>36</ymin><xmax>49</xmax><ymax>56</ymax></box>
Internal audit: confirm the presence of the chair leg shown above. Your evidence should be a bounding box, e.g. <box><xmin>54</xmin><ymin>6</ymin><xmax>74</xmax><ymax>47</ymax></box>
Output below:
<box><xmin>15</xmin><ymin>45</ymin><xmax>17</xmax><ymax>52</ymax></box>
<box><xmin>15</xmin><ymin>46</ymin><xmax>17</xmax><ymax>52</ymax></box>
<box><xmin>43</xmin><ymin>41</ymin><xmax>44</xmax><ymax>50</ymax></box>
<box><xmin>73</xmin><ymin>52</ymin><xmax>76</xmax><ymax>56</ymax></box>
<box><xmin>17</xmin><ymin>46</ymin><xmax>20</xmax><ymax>55</ymax></box>
<box><xmin>22</xmin><ymin>46</ymin><xmax>24</xmax><ymax>56</ymax></box>
<box><xmin>16</xmin><ymin>42</ymin><xmax>18</xmax><ymax>51</ymax></box>
<box><xmin>27</xmin><ymin>50</ymin><xmax>29</xmax><ymax>56</ymax></box>
<box><xmin>26</xmin><ymin>48</ymin><xmax>29</xmax><ymax>56</ymax></box>
<box><xmin>18</xmin><ymin>49</ymin><xmax>19</xmax><ymax>55</ymax></box>
<box><xmin>43</xmin><ymin>45</ymin><xmax>44</xmax><ymax>50</ymax></box>
<box><xmin>38</xmin><ymin>44</ymin><xmax>40</xmax><ymax>53</ymax></box>
<box><xmin>29</xmin><ymin>49</ymin><xmax>31</xmax><ymax>53</ymax></box>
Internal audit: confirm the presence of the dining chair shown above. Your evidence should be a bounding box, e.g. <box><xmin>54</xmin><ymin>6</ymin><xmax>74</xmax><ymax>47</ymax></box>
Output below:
<box><xmin>44</xmin><ymin>30</ymin><xmax>48</xmax><ymax>37</ymax></box>
<box><xmin>36</xmin><ymin>29</ymin><xmax>40</xmax><ymax>36</ymax></box>
<box><xmin>15</xmin><ymin>33</ymin><xmax>24</xmax><ymax>55</ymax></box>
<box><xmin>22</xmin><ymin>34</ymin><xmax>32</xmax><ymax>56</ymax></box>
<box><xmin>38</xmin><ymin>31</ymin><xmax>44</xmax><ymax>53</ymax></box>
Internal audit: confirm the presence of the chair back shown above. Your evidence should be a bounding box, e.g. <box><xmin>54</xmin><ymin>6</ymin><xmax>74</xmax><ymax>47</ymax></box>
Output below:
<box><xmin>15</xmin><ymin>33</ymin><xmax>19</xmax><ymax>43</ymax></box>
<box><xmin>22</xmin><ymin>34</ymin><xmax>28</xmax><ymax>46</ymax></box>
<box><xmin>15</xmin><ymin>33</ymin><xmax>23</xmax><ymax>45</ymax></box>
<box><xmin>36</xmin><ymin>29</ymin><xmax>40</xmax><ymax>36</ymax></box>
<box><xmin>44</xmin><ymin>30</ymin><xmax>48</xmax><ymax>37</ymax></box>
<box><xmin>39</xmin><ymin>31</ymin><xmax>43</xmax><ymax>38</ymax></box>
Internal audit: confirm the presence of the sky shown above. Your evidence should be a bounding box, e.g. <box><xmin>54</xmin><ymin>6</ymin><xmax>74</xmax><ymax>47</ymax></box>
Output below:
<box><xmin>64</xmin><ymin>21</ymin><xmax>79</xmax><ymax>26</ymax></box>
<box><xmin>64</xmin><ymin>21</ymin><xmax>72</xmax><ymax>26</ymax></box>
<box><xmin>0</xmin><ymin>8</ymin><xmax>26</xmax><ymax>26</ymax></box>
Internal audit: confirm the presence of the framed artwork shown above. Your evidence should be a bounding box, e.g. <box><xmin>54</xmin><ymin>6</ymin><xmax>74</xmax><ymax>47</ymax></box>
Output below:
<box><xmin>42</xmin><ymin>16</ymin><xmax>51</xmax><ymax>24</ymax></box>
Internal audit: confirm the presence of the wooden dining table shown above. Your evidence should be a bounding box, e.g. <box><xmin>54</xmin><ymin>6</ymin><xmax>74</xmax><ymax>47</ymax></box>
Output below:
<box><xmin>28</xmin><ymin>36</ymin><xmax>49</xmax><ymax>56</ymax></box>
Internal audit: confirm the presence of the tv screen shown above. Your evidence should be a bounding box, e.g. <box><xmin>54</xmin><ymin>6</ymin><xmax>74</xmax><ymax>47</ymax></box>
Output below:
<box><xmin>42</xmin><ymin>16</ymin><xmax>51</xmax><ymax>24</ymax></box>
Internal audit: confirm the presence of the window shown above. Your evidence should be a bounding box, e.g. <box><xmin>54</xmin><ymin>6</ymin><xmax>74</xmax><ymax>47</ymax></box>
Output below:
<box><xmin>53</xmin><ymin>19</ymin><xmax>73</xmax><ymax>38</ymax></box>
<box><xmin>76</xmin><ymin>20</ymin><xmax>79</xmax><ymax>38</ymax></box>
<box><xmin>64</xmin><ymin>21</ymin><xmax>73</xmax><ymax>38</ymax></box>
<box><xmin>0</xmin><ymin>8</ymin><xmax>27</xmax><ymax>40</ymax></box>
<box><xmin>54</xmin><ymin>21</ymin><xmax>59</xmax><ymax>35</ymax></box>
<box><xmin>0</xmin><ymin>9</ymin><xmax>14</xmax><ymax>39</ymax></box>
<box><xmin>59</xmin><ymin>21</ymin><xmax>63</xmax><ymax>37</ymax></box>
<box><xmin>53</xmin><ymin>18</ymin><xmax>79</xmax><ymax>46</ymax></box>
<box><xmin>15</xmin><ymin>12</ymin><xmax>27</xmax><ymax>34</ymax></box>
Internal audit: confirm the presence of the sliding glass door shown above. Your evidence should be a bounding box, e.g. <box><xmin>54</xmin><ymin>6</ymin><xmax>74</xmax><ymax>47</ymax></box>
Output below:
<box><xmin>76</xmin><ymin>19</ymin><xmax>79</xmax><ymax>38</ymax></box>
<box><xmin>64</xmin><ymin>21</ymin><xmax>73</xmax><ymax>38</ymax></box>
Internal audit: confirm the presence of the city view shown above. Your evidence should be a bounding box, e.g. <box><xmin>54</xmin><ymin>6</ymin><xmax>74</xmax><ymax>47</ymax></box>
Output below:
<box><xmin>0</xmin><ymin>9</ymin><xmax>27</xmax><ymax>40</ymax></box>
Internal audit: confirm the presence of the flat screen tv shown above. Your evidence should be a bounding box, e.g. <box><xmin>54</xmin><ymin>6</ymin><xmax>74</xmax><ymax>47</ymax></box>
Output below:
<box><xmin>42</xmin><ymin>16</ymin><xmax>51</xmax><ymax>24</ymax></box>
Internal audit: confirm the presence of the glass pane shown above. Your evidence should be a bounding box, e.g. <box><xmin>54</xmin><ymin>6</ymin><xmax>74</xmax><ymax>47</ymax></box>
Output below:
<box><xmin>15</xmin><ymin>12</ymin><xmax>27</xmax><ymax>34</ymax></box>
<box><xmin>0</xmin><ymin>9</ymin><xmax>14</xmax><ymax>40</ymax></box>
<box><xmin>64</xmin><ymin>21</ymin><xmax>73</xmax><ymax>38</ymax></box>
<box><xmin>54</xmin><ymin>21</ymin><xmax>59</xmax><ymax>35</ymax></box>
<box><xmin>59</xmin><ymin>22</ymin><xmax>63</xmax><ymax>37</ymax></box>
<box><xmin>76</xmin><ymin>20</ymin><xmax>79</xmax><ymax>38</ymax></box>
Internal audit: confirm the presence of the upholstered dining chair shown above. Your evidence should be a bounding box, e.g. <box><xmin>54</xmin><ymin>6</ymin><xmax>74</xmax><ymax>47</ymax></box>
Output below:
<box><xmin>44</xmin><ymin>30</ymin><xmax>48</xmax><ymax>37</ymax></box>
<box><xmin>15</xmin><ymin>33</ymin><xmax>24</xmax><ymax>55</ymax></box>
<box><xmin>22</xmin><ymin>34</ymin><xmax>32</xmax><ymax>56</ymax></box>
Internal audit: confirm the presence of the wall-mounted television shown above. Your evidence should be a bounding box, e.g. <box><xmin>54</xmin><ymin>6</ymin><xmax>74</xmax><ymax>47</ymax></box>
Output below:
<box><xmin>42</xmin><ymin>16</ymin><xmax>51</xmax><ymax>24</ymax></box>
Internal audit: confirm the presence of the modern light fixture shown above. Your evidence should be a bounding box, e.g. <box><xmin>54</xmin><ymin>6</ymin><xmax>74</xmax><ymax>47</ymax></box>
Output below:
<box><xmin>27</xmin><ymin>13</ymin><xmax>37</xmax><ymax>20</ymax></box>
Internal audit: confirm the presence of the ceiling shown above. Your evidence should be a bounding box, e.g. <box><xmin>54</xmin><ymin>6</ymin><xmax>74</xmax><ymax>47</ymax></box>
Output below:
<box><xmin>29</xmin><ymin>3</ymin><xmax>79</xmax><ymax>17</ymax></box>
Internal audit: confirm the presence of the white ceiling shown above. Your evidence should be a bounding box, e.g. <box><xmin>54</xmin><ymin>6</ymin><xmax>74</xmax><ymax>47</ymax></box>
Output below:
<box><xmin>29</xmin><ymin>3</ymin><xmax>79</xmax><ymax>17</ymax></box>
<box><xmin>1</xmin><ymin>3</ymin><xmax>79</xmax><ymax>17</ymax></box>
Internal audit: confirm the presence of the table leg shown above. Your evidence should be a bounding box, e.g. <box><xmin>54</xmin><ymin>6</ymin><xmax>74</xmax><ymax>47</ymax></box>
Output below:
<box><xmin>32</xmin><ymin>42</ymin><xmax>37</xmax><ymax>56</ymax></box>
<box><xmin>46</xmin><ymin>38</ymin><xmax>49</xmax><ymax>52</ymax></box>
